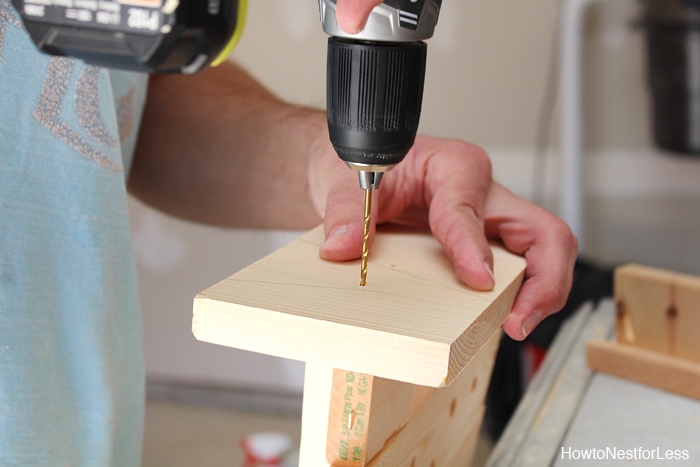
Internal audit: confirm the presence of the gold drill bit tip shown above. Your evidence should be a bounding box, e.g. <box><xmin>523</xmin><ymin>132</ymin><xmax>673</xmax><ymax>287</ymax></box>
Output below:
<box><xmin>360</xmin><ymin>188</ymin><xmax>372</xmax><ymax>286</ymax></box>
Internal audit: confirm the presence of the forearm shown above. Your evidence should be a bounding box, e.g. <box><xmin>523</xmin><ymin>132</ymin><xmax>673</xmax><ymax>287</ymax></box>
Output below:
<box><xmin>128</xmin><ymin>61</ymin><xmax>329</xmax><ymax>229</ymax></box>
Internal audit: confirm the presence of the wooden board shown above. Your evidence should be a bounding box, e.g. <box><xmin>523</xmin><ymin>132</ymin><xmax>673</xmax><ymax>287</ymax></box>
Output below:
<box><xmin>299</xmin><ymin>363</ymin><xmax>335</xmax><ymax>466</ymax></box>
<box><xmin>326</xmin><ymin>370</ymin><xmax>414</xmax><ymax>465</ymax></box>
<box><xmin>193</xmin><ymin>225</ymin><xmax>526</xmax><ymax>387</ymax></box>
<box><xmin>615</xmin><ymin>263</ymin><xmax>700</xmax><ymax>362</ymax></box>
<box><xmin>587</xmin><ymin>340</ymin><xmax>700</xmax><ymax>401</ymax></box>
<box><xmin>365</xmin><ymin>331</ymin><xmax>500</xmax><ymax>467</ymax></box>
<box><xmin>301</xmin><ymin>331</ymin><xmax>501</xmax><ymax>467</ymax></box>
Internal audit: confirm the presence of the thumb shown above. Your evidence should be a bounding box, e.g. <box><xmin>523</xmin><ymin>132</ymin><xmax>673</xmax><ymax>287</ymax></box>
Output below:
<box><xmin>335</xmin><ymin>0</ymin><xmax>384</xmax><ymax>34</ymax></box>
<box><xmin>320</xmin><ymin>184</ymin><xmax>375</xmax><ymax>262</ymax></box>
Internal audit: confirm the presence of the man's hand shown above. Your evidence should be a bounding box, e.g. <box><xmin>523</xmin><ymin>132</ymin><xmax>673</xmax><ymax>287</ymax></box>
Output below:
<box><xmin>311</xmin><ymin>136</ymin><xmax>577</xmax><ymax>341</ymax></box>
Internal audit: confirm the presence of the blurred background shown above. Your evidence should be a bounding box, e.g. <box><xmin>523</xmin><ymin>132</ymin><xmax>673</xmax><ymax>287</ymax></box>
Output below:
<box><xmin>131</xmin><ymin>0</ymin><xmax>700</xmax><ymax>463</ymax></box>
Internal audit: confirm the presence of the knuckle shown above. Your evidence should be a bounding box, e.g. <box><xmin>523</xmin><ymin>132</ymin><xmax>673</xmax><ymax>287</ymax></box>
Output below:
<box><xmin>543</xmin><ymin>213</ymin><xmax>578</xmax><ymax>253</ymax></box>
<box><xmin>542</xmin><ymin>282</ymin><xmax>570</xmax><ymax>313</ymax></box>
<box><xmin>463</xmin><ymin>142</ymin><xmax>493</xmax><ymax>177</ymax></box>
<box><xmin>445</xmin><ymin>140</ymin><xmax>493</xmax><ymax>178</ymax></box>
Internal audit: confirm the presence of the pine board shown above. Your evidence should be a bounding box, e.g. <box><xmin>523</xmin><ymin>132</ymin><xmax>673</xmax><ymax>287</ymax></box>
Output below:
<box><xmin>615</xmin><ymin>263</ymin><xmax>700</xmax><ymax>362</ymax></box>
<box><xmin>587</xmin><ymin>340</ymin><xmax>700</xmax><ymax>401</ymax></box>
<box><xmin>300</xmin><ymin>331</ymin><xmax>500</xmax><ymax>467</ymax></box>
<box><xmin>365</xmin><ymin>330</ymin><xmax>500</xmax><ymax>467</ymax></box>
<box><xmin>193</xmin><ymin>225</ymin><xmax>526</xmax><ymax>387</ymax></box>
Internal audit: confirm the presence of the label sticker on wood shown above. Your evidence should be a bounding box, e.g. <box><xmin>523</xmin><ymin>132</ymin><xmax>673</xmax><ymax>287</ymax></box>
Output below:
<box><xmin>326</xmin><ymin>369</ymin><xmax>374</xmax><ymax>466</ymax></box>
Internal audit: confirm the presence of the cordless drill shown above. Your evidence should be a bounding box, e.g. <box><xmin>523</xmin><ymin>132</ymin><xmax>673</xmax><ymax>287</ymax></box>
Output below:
<box><xmin>319</xmin><ymin>0</ymin><xmax>442</xmax><ymax>285</ymax></box>
<box><xmin>13</xmin><ymin>0</ymin><xmax>247</xmax><ymax>72</ymax></box>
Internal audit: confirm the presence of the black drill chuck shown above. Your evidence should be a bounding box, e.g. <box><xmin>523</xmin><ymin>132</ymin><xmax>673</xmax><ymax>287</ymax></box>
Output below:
<box><xmin>326</xmin><ymin>38</ymin><xmax>427</xmax><ymax>169</ymax></box>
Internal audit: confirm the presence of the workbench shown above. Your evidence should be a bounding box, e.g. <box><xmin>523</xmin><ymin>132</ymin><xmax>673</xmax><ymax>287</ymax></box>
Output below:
<box><xmin>486</xmin><ymin>299</ymin><xmax>700</xmax><ymax>467</ymax></box>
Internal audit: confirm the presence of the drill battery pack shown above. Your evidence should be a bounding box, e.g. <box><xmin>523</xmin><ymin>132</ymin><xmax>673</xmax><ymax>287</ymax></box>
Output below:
<box><xmin>13</xmin><ymin>0</ymin><xmax>246</xmax><ymax>73</ymax></box>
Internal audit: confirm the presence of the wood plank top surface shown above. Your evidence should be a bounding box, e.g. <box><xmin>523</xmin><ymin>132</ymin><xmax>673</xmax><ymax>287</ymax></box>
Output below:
<box><xmin>193</xmin><ymin>225</ymin><xmax>525</xmax><ymax>387</ymax></box>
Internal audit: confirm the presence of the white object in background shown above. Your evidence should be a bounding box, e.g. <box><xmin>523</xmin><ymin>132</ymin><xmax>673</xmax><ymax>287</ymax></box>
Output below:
<box><xmin>241</xmin><ymin>432</ymin><xmax>293</xmax><ymax>466</ymax></box>
<box><xmin>559</xmin><ymin>0</ymin><xmax>632</xmax><ymax>254</ymax></box>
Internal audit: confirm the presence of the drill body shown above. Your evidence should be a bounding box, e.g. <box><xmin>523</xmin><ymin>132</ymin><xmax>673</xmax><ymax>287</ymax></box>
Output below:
<box><xmin>319</xmin><ymin>0</ymin><xmax>442</xmax><ymax>189</ymax></box>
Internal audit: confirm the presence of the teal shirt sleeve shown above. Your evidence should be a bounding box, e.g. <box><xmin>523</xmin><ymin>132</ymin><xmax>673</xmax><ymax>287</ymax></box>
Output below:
<box><xmin>0</xmin><ymin>0</ymin><xmax>149</xmax><ymax>464</ymax></box>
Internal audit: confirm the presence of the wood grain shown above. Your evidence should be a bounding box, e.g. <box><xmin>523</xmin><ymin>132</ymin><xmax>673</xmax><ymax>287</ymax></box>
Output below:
<box><xmin>301</xmin><ymin>331</ymin><xmax>500</xmax><ymax>467</ymax></box>
<box><xmin>299</xmin><ymin>363</ymin><xmax>334</xmax><ymax>466</ymax></box>
<box><xmin>615</xmin><ymin>263</ymin><xmax>700</xmax><ymax>362</ymax></box>
<box><xmin>365</xmin><ymin>331</ymin><xmax>500</xmax><ymax>467</ymax></box>
<box><xmin>587</xmin><ymin>339</ymin><xmax>700</xmax><ymax>401</ymax></box>
<box><xmin>193</xmin><ymin>225</ymin><xmax>526</xmax><ymax>387</ymax></box>
<box><xmin>584</xmin><ymin>265</ymin><xmax>700</xmax><ymax>410</ymax></box>
<box><xmin>325</xmin><ymin>370</ymin><xmax>413</xmax><ymax>466</ymax></box>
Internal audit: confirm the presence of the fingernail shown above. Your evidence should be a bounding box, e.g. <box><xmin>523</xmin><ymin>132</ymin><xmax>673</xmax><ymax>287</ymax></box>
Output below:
<box><xmin>338</xmin><ymin>18</ymin><xmax>363</xmax><ymax>35</ymax></box>
<box><xmin>324</xmin><ymin>225</ymin><xmax>349</xmax><ymax>246</ymax></box>
<box><xmin>484</xmin><ymin>261</ymin><xmax>495</xmax><ymax>282</ymax></box>
<box><xmin>521</xmin><ymin>312</ymin><xmax>542</xmax><ymax>339</ymax></box>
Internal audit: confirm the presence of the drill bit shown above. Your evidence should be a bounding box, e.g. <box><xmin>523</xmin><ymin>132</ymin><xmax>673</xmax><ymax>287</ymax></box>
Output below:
<box><xmin>360</xmin><ymin>187</ymin><xmax>372</xmax><ymax>286</ymax></box>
